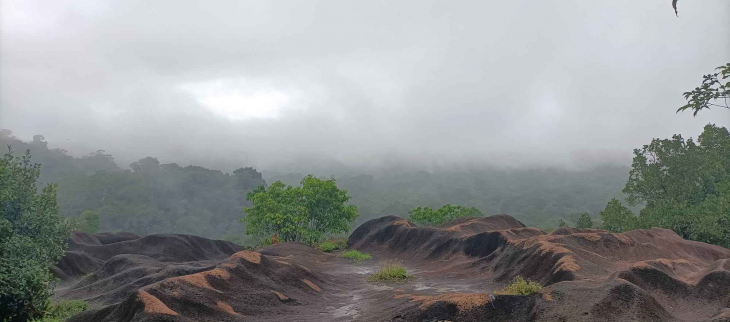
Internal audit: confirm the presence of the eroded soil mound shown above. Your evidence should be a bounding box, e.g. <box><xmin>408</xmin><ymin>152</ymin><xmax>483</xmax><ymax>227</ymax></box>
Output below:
<box><xmin>68</xmin><ymin>245</ymin><xmax>329</xmax><ymax>322</ymax></box>
<box><xmin>53</xmin><ymin>217</ymin><xmax>730</xmax><ymax>322</ymax></box>
<box><xmin>350</xmin><ymin>215</ymin><xmax>730</xmax><ymax>322</ymax></box>
<box><xmin>65</xmin><ymin>232</ymin><xmax>241</xmax><ymax>262</ymax></box>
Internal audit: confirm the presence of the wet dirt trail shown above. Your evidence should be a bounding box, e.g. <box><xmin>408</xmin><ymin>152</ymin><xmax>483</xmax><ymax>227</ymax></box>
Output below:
<box><xmin>260</xmin><ymin>250</ymin><xmax>496</xmax><ymax>322</ymax></box>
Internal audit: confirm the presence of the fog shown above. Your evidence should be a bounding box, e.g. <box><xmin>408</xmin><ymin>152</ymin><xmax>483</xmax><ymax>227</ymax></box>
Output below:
<box><xmin>1</xmin><ymin>0</ymin><xmax>728</xmax><ymax>173</ymax></box>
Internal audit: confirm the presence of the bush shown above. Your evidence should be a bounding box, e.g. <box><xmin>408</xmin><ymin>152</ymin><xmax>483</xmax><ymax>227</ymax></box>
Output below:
<box><xmin>76</xmin><ymin>210</ymin><xmax>99</xmax><ymax>234</ymax></box>
<box><xmin>368</xmin><ymin>263</ymin><xmax>409</xmax><ymax>283</ymax></box>
<box><xmin>408</xmin><ymin>204</ymin><xmax>482</xmax><ymax>226</ymax></box>
<box><xmin>558</xmin><ymin>219</ymin><xmax>568</xmax><ymax>228</ymax></box>
<box><xmin>319</xmin><ymin>241</ymin><xmax>337</xmax><ymax>252</ymax></box>
<box><xmin>32</xmin><ymin>300</ymin><xmax>88</xmax><ymax>322</ymax></box>
<box><xmin>242</xmin><ymin>176</ymin><xmax>359</xmax><ymax>246</ymax></box>
<box><xmin>318</xmin><ymin>238</ymin><xmax>347</xmax><ymax>252</ymax></box>
<box><xmin>341</xmin><ymin>250</ymin><xmax>371</xmax><ymax>262</ymax></box>
<box><xmin>1</xmin><ymin>150</ymin><xmax>72</xmax><ymax>321</ymax></box>
<box><xmin>576</xmin><ymin>212</ymin><xmax>593</xmax><ymax>229</ymax></box>
<box><xmin>497</xmin><ymin>276</ymin><xmax>543</xmax><ymax>295</ymax></box>
<box><xmin>600</xmin><ymin>198</ymin><xmax>636</xmax><ymax>233</ymax></box>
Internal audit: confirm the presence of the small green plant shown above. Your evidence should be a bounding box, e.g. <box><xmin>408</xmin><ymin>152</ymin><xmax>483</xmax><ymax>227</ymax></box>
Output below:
<box><xmin>319</xmin><ymin>238</ymin><xmax>348</xmax><ymax>252</ymax></box>
<box><xmin>319</xmin><ymin>241</ymin><xmax>337</xmax><ymax>252</ymax></box>
<box><xmin>497</xmin><ymin>276</ymin><xmax>543</xmax><ymax>295</ymax></box>
<box><xmin>341</xmin><ymin>250</ymin><xmax>371</xmax><ymax>262</ymax></box>
<box><xmin>368</xmin><ymin>263</ymin><xmax>409</xmax><ymax>283</ymax></box>
<box><xmin>32</xmin><ymin>300</ymin><xmax>89</xmax><ymax>322</ymax></box>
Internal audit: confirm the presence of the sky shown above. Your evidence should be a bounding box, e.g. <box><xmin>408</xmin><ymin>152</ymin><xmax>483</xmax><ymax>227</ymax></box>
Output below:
<box><xmin>1</xmin><ymin>0</ymin><xmax>729</xmax><ymax>173</ymax></box>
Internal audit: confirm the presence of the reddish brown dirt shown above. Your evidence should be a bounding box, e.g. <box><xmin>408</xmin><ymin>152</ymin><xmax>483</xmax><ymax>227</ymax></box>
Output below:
<box><xmin>56</xmin><ymin>216</ymin><xmax>730</xmax><ymax>322</ymax></box>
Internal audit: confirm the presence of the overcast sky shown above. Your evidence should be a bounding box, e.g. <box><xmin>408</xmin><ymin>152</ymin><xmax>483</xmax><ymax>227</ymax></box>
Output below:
<box><xmin>1</xmin><ymin>0</ymin><xmax>728</xmax><ymax>173</ymax></box>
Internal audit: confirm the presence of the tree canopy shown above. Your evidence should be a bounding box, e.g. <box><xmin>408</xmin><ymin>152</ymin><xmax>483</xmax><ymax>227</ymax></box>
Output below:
<box><xmin>242</xmin><ymin>175</ymin><xmax>358</xmax><ymax>245</ymax></box>
<box><xmin>407</xmin><ymin>204</ymin><xmax>483</xmax><ymax>226</ymax></box>
<box><xmin>603</xmin><ymin>124</ymin><xmax>730</xmax><ymax>247</ymax></box>
<box><xmin>0</xmin><ymin>149</ymin><xmax>71</xmax><ymax>321</ymax></box>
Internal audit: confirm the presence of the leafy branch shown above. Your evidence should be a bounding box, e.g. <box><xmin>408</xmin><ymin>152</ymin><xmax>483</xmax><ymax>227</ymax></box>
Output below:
<box><xmin>677</xmin><ymin>63</ymin><xmax>730</xmax><ymax>116</ymax></box>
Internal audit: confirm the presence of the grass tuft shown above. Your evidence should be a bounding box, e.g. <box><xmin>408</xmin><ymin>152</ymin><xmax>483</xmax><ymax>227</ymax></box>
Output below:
<box><xmin>319</xmin><ymin>238</ymin><xmax>348</xmax><ymax>252</ymax></box>
<box><xmin>32</xmin><ymin>300</ymin><xmax>89</xmax><ymax>322</ymax></box>
<box><xmin>496</xmin><ymin>276</ymin><xmax>543</xmax><ymax>295</ymax></box>
<box><xmin>341</xmin><ymin>250</ymin><xmax>372</xmax><ymax>262</ymax></box>
<box><xmin>368</xmin><ymin>263</ymin><xmax>409</xmax><ymax>283</ymax></box>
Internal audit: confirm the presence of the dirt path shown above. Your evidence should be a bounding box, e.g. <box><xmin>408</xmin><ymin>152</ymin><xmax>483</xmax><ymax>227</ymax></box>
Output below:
<box><xmin>260</xmin><ymin>252</ymin><xmax>494</xmax><ymax>322</ymax></box>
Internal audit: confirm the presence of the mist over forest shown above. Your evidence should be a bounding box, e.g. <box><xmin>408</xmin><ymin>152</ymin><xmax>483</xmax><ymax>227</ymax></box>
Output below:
<box><xmin>2</xmin><ymin>1</ymin><xmax>730</xmax><ymax>321</ymax></box>
<box><xmin>0</xmin><ymin>131</ymin><xmax>631</xmax><ymax>241</ymax></box>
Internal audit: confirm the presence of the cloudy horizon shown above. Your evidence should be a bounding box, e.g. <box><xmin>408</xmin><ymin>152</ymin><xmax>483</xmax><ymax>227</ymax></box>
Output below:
<box><xmin>1</xmin><ymin>0</ymin><xmax>728</xmax><ymax>173</ymax></box>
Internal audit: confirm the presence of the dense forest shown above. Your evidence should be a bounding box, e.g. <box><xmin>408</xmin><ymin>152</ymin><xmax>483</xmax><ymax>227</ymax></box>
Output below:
<box><xmin>0</xmin><ymin>129</ymin><xmax>629</xmax><ymax>242</ymax></box>
<box><xmin>269</xmin><ymin>166</ymin><xmax>629</xmax><ymax>229</ymax></box>
<box><xmin>0</xmin><ymin>130</ymin><xmax>265</xmax><ymax>241</ymax></box>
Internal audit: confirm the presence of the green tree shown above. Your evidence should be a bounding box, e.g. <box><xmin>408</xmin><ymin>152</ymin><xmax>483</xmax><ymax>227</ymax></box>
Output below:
<box><xmin>558</xmin><ymin>219</ymin><xmax>568</xmax><ymax>228</ymax></box>
<box><xmin>600</xmin><ymin>198</ymin><xmax>636</xmax><ymax>233</ymax></box>
<box><xmin>620</xmin><ymin>124</ymin><xmax>729</xmax><ymax>242</ymax></box>
<box><xmin>76</xmin><ymin>210</ymin><xmax>99</xmax><ymax>234</ymax></box>
<box><xmin>678</xmin><ymin>63</ymin><xmax>729</xmax><ymax>116</ymax></box>
<box><xmin>576</xmin><ymin>212</ymin><xmax>593</xmax><ymax>229</ymax></box>
<box><xmin>242</xmin><ymin>175</ymin><xmax>358</xmax><ymax>245</ymax></box>
<box><xmin>0</xmin><ymin>149</ymin><xmax>71</xmax><ymax>321</ymax></box>
<box><xmin>408</xmin><ymin>204</ymin><xmax>483</xmax><ymax>226</ymax></box>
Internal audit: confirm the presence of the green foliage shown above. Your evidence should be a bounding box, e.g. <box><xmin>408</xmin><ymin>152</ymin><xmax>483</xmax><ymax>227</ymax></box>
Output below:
<box><xmin>497</xmin><ymin>276</ymin><xmax>543</xmax><ymax>295</ymax></box>
<box><xmin>31</xmin><ymin>300</ymin><xmax>88</xmax><ymax>322</ymax></box>
<box><xmin>558</xmin><ymin>219</ymin><xmax>568</xmax><ymax>228</ymax></box>
<box><xmin>242</xmin><ymin>175</ymin><xmax>358</xmax><ymax>245</ymax></box>
<box><xmin>576</xmin><ymin>212</ymin><xmax>593</xmax><ymax>229</ymax></box>
<box><xmin>76</xmin><ymin>210</ymin><xmax>99</xmax><ymax>234</ymax></box>
<box><xmin>321</xmin><ymin>166</ymin><xmax>630</xmax><ymax>229</ymax></box>
<box><xmin>368</xmin><ymin>263</ymin><xmax>408</xmax><ymax>283</ymax></box>
<box><xmin>341</xmin><ymin>250</ymin><xmax>372</xmax><ymax>262</ymax></box>
<box><xmin>0</xmin><ymin>131</ymin><xmax>267</xmax><ymax>239</ymax></box>
<box><xmin>408</xmin><ymin>204</ymin><xmax>483</xmax><ymax>226</ymax></box>
<box><xmin>1</xmin><ymin>131</ymin><xmax>632</xmax><ymax>236</ymax></box>
<box><xmin>319</xmin><ymin>238</ymin><xmax>347</xmax><ymax>252</ymax></box>
<box><xmin>600</xmin><ymin>198</ymin><xmax>636</xmax><ymax>233</ymax></box>
<box><xmin>0</xmin><ymin>149</ymin><xmax>72</xmax><ymax>321</ymax></box>
<box><xmin>319</xmin><ymin>241</ymin><xmax>337</xmax><ymax>252</ymax></box>
<box><xmin>617</xmin><ymin>124</ymin><xmax>730</xmax><ymax>246</ymax></box>
<box><xmin>678</xmin><ymin>63</ymin><xmax>729</xmax><ymax>116</ymax></box>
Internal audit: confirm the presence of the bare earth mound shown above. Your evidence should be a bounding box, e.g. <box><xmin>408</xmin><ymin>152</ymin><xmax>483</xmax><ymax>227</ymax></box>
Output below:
<box><xmin>349</xmin><ymin>215</ymin><xmax>730</xmax><ymax>321</ymax></box>
<box><xmin>54</xmin><ymin>216</ymin><xmax>730</xmax><ymax>321</ymax></box>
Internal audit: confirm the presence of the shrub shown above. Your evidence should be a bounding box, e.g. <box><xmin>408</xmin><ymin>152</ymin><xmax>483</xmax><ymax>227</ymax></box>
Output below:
<box><xmin>319</xmin><ymin>241</ymin><xmax>337</xmax><ymax>252</ymax></box>
<box><xmin>558</xmin><ymin>219</ymin><xmax>568</xmax><ymax>228</ymax></box>
<box><xmin>76</xmin><ymin>210</ymin><xmax>99</xmax><ymax>234</ymax></box>
<box><xmin>576</xmin><ymin>212</ymin><xmax>593</xmax><ymax>229</ymax></box>
<box><xmin>1</xmin><ymin>150</ymin><xmax>72</xmax><ymax>321</ymax></box>
<box><xmin>497</xmin><ymin>276</ymin><xmax>543</xmax><ymax>295</ymax></box>
<box><xmin>242</xmin><ymin>176</ymin><xmax>359</xmax><ymax>246</ymax></box>
<box><xmin>341</xmin><ymin>250</ymin><xmax>371</xmax><ymax>262</ymax></box>
<box><xmin>318</xmin><ymin>238</ymin><xmax>347</xmax><ymax>252</ymax></box>
<box><xmin>600</xmin><ymin>198</ymin><xmax>636</xmax><ymax>233</ymax></box>
<box><xmin>368</xmin><ymin>263</ymin><xmax>409</xmax><ymax>283</ymax></box>
<box><xmin>408</xmin><ymin>204</ymin><xmax>482</xmax><ymax>226</ymax></box>
<box><xmin>32</xmin><ymin>300</ymin><xmax>89</xmax><ymax>322</ymax></box>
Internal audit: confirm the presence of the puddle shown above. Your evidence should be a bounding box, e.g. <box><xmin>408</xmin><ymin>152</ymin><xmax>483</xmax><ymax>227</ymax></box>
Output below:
<box><xmin>350</xmin><ymin>266</ymin><xmax>374</xmax><ymax>275</ymax></box>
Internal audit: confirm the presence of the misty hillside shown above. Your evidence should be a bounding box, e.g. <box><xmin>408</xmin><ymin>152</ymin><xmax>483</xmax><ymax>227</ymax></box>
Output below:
<box><xmin>1</xmin><ymin>130</ymin><xmax>628</xmax><ymax>240</ymax></box>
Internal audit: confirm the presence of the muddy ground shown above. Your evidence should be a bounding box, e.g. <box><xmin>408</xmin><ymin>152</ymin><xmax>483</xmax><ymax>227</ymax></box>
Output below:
<box><xmin>55</xmin><ymin>215</ymin><xmax>730</xmax><ymax>322</ymax></box>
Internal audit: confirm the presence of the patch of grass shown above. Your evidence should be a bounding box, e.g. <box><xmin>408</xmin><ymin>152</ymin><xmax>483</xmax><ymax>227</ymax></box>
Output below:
<box><xmin>341</xmin><ymin>250</ymin><xmax>372</xmax><ymax>262</ymax></box>
<box><xmin>32</xmin><ymin>300</ymin><xmax>89</xmax><ymax>322</ymax></box>
<box><xmin>496</xmin><ymin>276</ymin><xmax>543</xmax><ymax>295</ymax></box>
<box><xmin>368</xmin><ymin>263</ymin><xmax>409</xmax><ymax>283</ymax></box>
<box><xmin>319</xmin><ymin>238</ymin><xmax>348</xmax><ymax>252</ymax></box>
